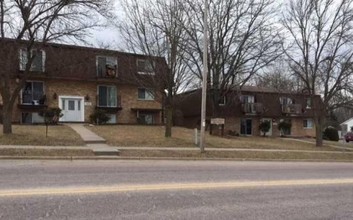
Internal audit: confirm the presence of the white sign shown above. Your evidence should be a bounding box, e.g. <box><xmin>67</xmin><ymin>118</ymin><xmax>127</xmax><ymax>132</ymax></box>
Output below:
<box><xmin>211</xmin><ymin>118</ymin><xmax>225</xmax><ymax>125</ymax></box>
<box><xmin>84</xmin><ymin>102</ymin><xmax>92</xmax><ymax>106</ymax></box>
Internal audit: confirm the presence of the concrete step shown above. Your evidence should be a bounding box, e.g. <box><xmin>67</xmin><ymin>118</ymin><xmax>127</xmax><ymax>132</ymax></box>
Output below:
<box><xmin>84</xmin><ymin>139</ymin><xmax>107</xmax><ymax>144</ymax></box>
<box><xmin>87</xmin><ymin>144</ymin><xmax>119</xmax><ymax>156</ymax></box>
<box><xmin>93</xmin><ymin>148</ymin><xmax>120</xmax><ymax>156</ymax></box>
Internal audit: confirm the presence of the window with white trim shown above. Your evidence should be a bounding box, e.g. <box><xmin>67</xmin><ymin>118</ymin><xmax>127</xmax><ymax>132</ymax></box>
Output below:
<box><xmin>218</xmin><ymin>96</ymin><xmax>226</xmax><ymax>106</ymax></box>
<box><xmin>280</xmin><ymin>97</ymin><xmax>293</xmax><ymax>105</ymax></box>
<box><xmin>303</xmin><ymin>119</ymin><xmax>313</xmax><ymax>129</ymax></box>
<box><xmin>137</xmin><ymin>59</ymin><xmax>155</xmax><ymax>75</ymax></box>
<box><xmin>241</xmin><ymin>95</ymin><xmax>254</xmax><ymax>103</ymax></box>
<box><xmin>21</xmin><ymin>81</ymin><xmax>45</xmax><ymax>105</ymax></box>
<box><xmin>138</xmin><ymin>88</ymin><xmax>155</xmax><ymax>100</ymax></box>
<box><xmin>19</xmin><ymin>49</ymin><xmax>46</xmax><ymax>72</ymax></box>
<box><xmin>98</xmin><ymin>85</ymin><xmax>117</xmax><ymax>107</ymax></box>
<box><xmin>96</xmin><ymin>56</ymin><xmax>118</xmax><ymax>78</ymax></box>
<box><xmin>306</xmin><ymin>98</ymin><xmax>312</xmax><ymax>109</ymax></box>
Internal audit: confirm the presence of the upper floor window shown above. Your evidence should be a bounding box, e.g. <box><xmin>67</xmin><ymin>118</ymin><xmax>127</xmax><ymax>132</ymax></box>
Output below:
<box><xmin>137</xmin><ymin>59</ymin><xmax>155</xmax><ymax>75</ymax></box>
<box><xmin>97</xmin><ymin>56</ymin><xmax>118</xmax><ymax>78</ymax></box>
<box><xmin>138</xmin><ymin>88</ymin><xmax>155</xmax><ymax>100</ymax></box>
<box><xmin>218</xmin><ymin>96</ymin><xmax>226</xmax><ymax>106</ymax></box>
<box><xmin>241</xmin><ymin>95</ymin><xmax>254</xmax><ymax>103</ymax></box>
<box><xmin>21</xmin><ymin>81</ymin><xmax>45</xmax><ymax>105</ymax></box>
<box><xmin>306</xmin><ymin>98</ymin><xmax>312</xmax><ymax>109</ymax></box>
<box><xmin>19</xmin><ymin>49</ymin><xmax>46</xmax><ymax>72</ymax></box>
<box><xmin>280</xmin><ymin>97</ymin><xmax>293</xmax><ymax>105</ymax></box>
<box><xmin>98</xmin><ymin>85</ymin><xmax>117</xmax><ymax>107</ymax></box>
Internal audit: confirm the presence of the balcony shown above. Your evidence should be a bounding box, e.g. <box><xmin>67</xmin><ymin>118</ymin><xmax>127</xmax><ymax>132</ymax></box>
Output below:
<box><xmin>241</xmin><ymin>103</ymin><xmax>264</xmax><ymax>115</ymax></box>
<box><xmin>18</xmin><ymin>95</ymin><xmax>47</xmax><ymax>111</ymax></box>
<box><xmin>281</xmin><ymin>104</ymin><xmax>302</xmax><ymax>115</ymax></box>
<box><xmin>96</xmin><ymin>95</ymin><xmax>122</xmax><ymax>113</ymax></box>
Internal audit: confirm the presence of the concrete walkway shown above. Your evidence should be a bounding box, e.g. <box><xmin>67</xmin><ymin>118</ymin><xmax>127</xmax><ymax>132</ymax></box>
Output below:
<box><xmin>66</xmin><ymin>124</ymin><xmax>119</xmax><ymax>156</ymax></box>
<box><xmin>66</xmin><ymin>124</ymin><xmax>106</xmax><ymax>144</ymax></box>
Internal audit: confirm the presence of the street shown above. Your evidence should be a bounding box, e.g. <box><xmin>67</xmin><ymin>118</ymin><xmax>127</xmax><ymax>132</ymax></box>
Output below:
<box><xmin>0</xmin><ymin>160</ymin><xmax>353</xmax><ymax>219</ymax></box>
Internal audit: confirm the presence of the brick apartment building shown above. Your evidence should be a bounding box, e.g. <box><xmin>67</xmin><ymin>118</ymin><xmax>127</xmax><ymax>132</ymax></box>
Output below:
<box><xmin>0</xmin><ymin>39</ymin><xmax>167</xmax><ymax>124</ymax></box>
<box><xmin>174</xmin><ymin>87</ymin><xmax>323</xmax><ymax>137</ymax></box>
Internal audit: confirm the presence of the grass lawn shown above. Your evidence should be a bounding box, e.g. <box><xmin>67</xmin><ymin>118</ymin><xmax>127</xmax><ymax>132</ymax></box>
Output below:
<box><xmin>0</xmin><ymin>125</ymin><xmax>85</xmax><ymax>146</ymax></box>
<box><xmin>0</xmin><ymin>148</ymin><xmax>94</xmax><ymax>156</ymax></box>
<box><xmin>119</xmin><ymin>149</ymin><xmax>353</xmax><ymax>161</ymax></box>
<box><xmin>88</xmin><ymin>125</ymin><xmax>336</xmax><ymax>151</ymax></box>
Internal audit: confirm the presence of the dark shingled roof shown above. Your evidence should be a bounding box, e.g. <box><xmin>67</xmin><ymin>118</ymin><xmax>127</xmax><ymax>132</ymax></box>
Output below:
<box><xmin>174</xmin><ymin>86</ymin><xmax>323</xmax><ymax>118</ymax></box>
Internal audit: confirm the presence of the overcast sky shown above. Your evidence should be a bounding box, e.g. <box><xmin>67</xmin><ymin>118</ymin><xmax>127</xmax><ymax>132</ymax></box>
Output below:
<box><xmin>86</xmin><ymin>0</ymin><xmax>124</xmax><ymax>50</ymax></box>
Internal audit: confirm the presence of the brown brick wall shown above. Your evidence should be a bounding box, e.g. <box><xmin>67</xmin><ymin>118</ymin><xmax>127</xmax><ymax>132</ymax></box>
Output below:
<box><xmin>8</xmin><ymin>79</ymin><xmax>163</xmax><ymax>124</ymax></box>
<box><xmin>224</xmin><ymin>117</ymin><xmax>316</xmax><ymax>137</ymax></box>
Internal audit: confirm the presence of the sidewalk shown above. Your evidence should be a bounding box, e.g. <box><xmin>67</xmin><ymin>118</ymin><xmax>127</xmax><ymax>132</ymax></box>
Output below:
<box><xmin>1</xmin><ymin>125</ymin><xmax>353</xmax><ymax>158</ymax></box>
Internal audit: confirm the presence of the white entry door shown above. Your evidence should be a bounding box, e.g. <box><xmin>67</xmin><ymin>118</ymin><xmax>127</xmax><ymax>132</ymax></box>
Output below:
<box><xmin>59</xmin><ymin>97</ymin><xmax>84</xmax><ymax>122</ymax></box>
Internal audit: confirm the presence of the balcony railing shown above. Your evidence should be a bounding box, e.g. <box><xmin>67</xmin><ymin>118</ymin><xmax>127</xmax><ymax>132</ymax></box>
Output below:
<box><xmin>241</xmin><ymin>103</ymin><xmax>264</xmax><ymax>114</ymax></box>
<box><xmin>281</xmin><ymin>104</ymin><xmax>302</xmax><ymax>114</ymax></box>
<box><xmin>96</xmin><ymin>95</ymin><xmax>122</xmax><ymax>113</ymax></box>
<box><xmin>18</xmin><ymin>95</ymin><xmax>47</xmax><ymax>110</ymax></box>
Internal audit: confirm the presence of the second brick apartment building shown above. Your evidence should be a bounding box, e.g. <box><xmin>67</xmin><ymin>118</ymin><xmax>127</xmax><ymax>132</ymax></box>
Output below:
<box><xmin>0</xmin><ymin>39</ymin><xmax>167</xmax><ymax>125</ymax></box>
<box><xmin>174</xmin><ymin>87</ymin><xmax>323</xmax><ymax>137</ymax></box>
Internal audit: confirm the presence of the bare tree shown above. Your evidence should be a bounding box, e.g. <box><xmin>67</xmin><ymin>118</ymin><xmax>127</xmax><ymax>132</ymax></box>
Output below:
<box><xmin>255</xmin><ymin>61</ymin><xmax>302</xmax><ymax>93</ymax></box>
<box><xmin>0</xmin><ymin>0</ymin><xmax>111</xmax><ymax>134</ymax></box>
<box><xmin>282</xmin><ymin>0</ymin><xmax>353</xmax><ymax>146</ymax></box>
<box><xmin>117</xmin><ymin>0</ymin><xmax>194</xmax><ymax>137</ymax></box>
<box><xmin>181</xmin><ymin>0</ymin><xmax>283</xmax><ymax>114</ymax></box>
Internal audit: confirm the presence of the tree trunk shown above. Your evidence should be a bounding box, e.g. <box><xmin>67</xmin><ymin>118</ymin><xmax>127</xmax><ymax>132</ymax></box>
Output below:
<box><xmin>315</xmin><ymin>116</ymin><xmax>323</xmax><ymax>147</ymax></box>
<box><xmin>165</xmin><ymin>105</ymin><xmax>172</xmax><ymax>138</ymax></box>
<box><xmin>2</xmin><ymin>104</ymin><xmax>13</xmax><ymax>134</ymax></box>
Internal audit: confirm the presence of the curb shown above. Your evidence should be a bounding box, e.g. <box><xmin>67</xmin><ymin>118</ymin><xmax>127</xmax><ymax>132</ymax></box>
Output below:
<box><xmin>0</xmin><ymin>156</ymin><xmax>353</xmax><ymax>163</ymax></box>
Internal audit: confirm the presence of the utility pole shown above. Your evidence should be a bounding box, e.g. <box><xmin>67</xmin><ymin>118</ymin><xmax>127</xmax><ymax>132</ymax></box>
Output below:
<box><xmin>199</xmin><ymin>0</ymin><xmax>208</xmax><ymax>153</ymax></box>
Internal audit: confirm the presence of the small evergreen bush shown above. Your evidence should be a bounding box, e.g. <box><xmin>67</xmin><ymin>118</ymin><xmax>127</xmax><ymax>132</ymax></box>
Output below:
<box><xmin>89</xmin><ymin>109</ymin><xmax>110</xmax><ymax>125</ymax></box>
<box><xmin>323</xmin><ymin>127</ymin><xmax>339</xmax><ymax>141</ymax></box>
<box><xmin>259</xmin><ymin>120</ymin><xmax>271</xmax><ymax>137</ymax></box>
<box><xmin>39</xmin><ymin>108</ymin><xmax>63</xmax><ymax>125</ymax></box>
<box><xmin>278</xmin><ymin>120</ymin><xmax>292</xmax><ymax>136</ymax></box>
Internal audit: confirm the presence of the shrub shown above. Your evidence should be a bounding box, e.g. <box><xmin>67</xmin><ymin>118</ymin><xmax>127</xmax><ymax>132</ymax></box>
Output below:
<box><xmin>259</xmin><ymin>120</ymin><xmax>271</xmax><ymax>137</ymax></box>
<box><xmin>228</xmin><ymin>130</ymin><xmax>239</xmax><ymax>136</ymax></box>
<box><xmin>278</xmin><ymin>121</ymin><xmax>292</xmax><ymax>136</ymax></box>
<box><xmin>323</xmin><ymin>127</ymin><xmax>339</xmax><ymax>141</ymax></box>
<box><xmin>39</xmin><ymin>108</ymin><xmax>63</xmax><ymax>125</ymax></box>
<box><xmin>89</xmin><ymin>109</ymin><xmax>110</xmax><ymax>125</ymax></box>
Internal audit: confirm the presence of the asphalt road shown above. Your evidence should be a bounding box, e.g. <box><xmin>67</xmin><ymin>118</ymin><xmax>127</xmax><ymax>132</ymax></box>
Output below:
<box><xmin>0</xmin><ymin>160</ymin><xmax>353</xmax><ymax>219</ymax></box>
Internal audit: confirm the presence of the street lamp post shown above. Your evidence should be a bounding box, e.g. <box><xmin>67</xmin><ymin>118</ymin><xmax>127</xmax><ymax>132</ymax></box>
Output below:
<box><xmin>199</xmin><ymin>0</ymin><xmax>208</xmax><ymax>153</ymax></box>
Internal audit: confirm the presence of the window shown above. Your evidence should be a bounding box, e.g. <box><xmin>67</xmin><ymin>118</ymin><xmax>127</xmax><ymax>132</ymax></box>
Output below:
<box><xmin>241</xmin><ymin>95</ymin><xmax>254</xmax><ymax>103</ymax></box>
<box><xmin>137</xmin><ymin>59</ymin><xmax>155</xmax><ymax>75</ymax></box>
<box><xmin>68</xmin><ymin>100</ymin><xmax>75</xmax><ymax>110</ymax></box>
<box><xmin>21</xmin><ymin>81</ymin><xmax>45</xmax><ymax>105</ymax></box>
<box><xmin>306</xmin><ymin>98</ymin><xmax>312</xmax><ymax>109</ymax></box>
<box><xmin>21</xmin><ymin>112</ymin><xmax>44</xmax><ymax>124</ymax></box>
<box><xmin>98</xmin><ymin>86</ymin><xmax>117</xmax><ymax>107</ymax></box>
<box><xmin>19</xmin><ymin>49</ymin><xmax>46</xmax><ymax>72</ymax></box>
<box><xmin>97</xmin><ymin>56</ymin><xmax>118</xmax><ymax>78</ymax></box>
<box><xmin>240</xmin><ymin>119</ymin><xmax>252</xmax><ymax>135</ymax></box>
<box><xmin>138</xmin><ymin>88</ymin><xmax>155</xmax><ymax>100</ymax></box>
<box><xmin>280</xmin><ymin>97</ymin><xmax>293</xmax><ymax>105</ymax></box>
<box><xmin>138</xmin><ymin>113</ymin><xmax>154</xmax><ymax>125</ymax></box>
<box><xmin>218</xmin><ymin>96</ymin><xmax>226</xmax><ymax>106</ymax></box>
<box><xmin>303</xmin><ymin>119</ymin><xmax>313</xmax><ymax>129</ymax></box>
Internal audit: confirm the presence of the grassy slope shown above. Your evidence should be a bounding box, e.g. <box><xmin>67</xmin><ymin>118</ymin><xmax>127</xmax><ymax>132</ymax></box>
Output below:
<box><xmin>0</xmin><ymin>125</ymin><xmax>85</xmax><ymax>146</ymax></box>
<box><xmin>88</xmin><ymin>125</ymin><xmax>335</xmax><ymax>151</ymax></box>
